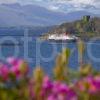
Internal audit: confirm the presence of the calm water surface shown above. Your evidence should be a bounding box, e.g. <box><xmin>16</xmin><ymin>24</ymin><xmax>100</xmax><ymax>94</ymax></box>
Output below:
<box><xmin>0</xmin><ymin>29</ymin><xmax>100</xmax><ymax>74</ymax></box>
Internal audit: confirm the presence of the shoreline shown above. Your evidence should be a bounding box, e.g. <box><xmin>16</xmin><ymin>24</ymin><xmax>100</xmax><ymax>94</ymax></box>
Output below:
<box><xmin>39</xmin><ymin>33</ymin><xmax>100</xmax><ymax>42</ymax></box>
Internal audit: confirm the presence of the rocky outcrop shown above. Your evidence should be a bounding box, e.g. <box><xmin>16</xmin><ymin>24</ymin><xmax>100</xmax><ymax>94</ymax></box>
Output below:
<box><xmin>47</xmin><ymin>16</ymin><xmax>100</xmax><ymax>36</ymax></box>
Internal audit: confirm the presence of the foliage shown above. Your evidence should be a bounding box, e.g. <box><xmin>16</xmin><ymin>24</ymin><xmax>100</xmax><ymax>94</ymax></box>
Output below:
<box><xmin>0</xmin><ymin>47</ymin><xmax>100</xmax><ymax>100</ymax></box>
<box><xmin>47</xmin><ymin>16</ymin><xmax>100</xmax><ymax>39</ymax></box>
<box><xmin>53</xmin><ymin>48</ymin><xmax>70</xmax><ymax>82</ymax></box>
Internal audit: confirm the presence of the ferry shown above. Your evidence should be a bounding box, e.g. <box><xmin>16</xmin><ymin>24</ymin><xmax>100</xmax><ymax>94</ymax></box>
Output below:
<box><xmin>48</xmin><ymin>32</ymin><xmax>78</xmax><ymax>42</ymax></box>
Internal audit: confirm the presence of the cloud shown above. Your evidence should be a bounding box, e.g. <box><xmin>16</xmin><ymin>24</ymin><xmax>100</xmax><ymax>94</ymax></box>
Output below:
<box><xmin>0</xmin><ymin>0</ymin><xmax>99</xmax><ymax>14</ymax></box>
<box><xmin>30</xmin><ymin>0</ymin><xmax>100</xmax><ymax>12</ymax></box>
<box><xmin>0</xmin><ymin>0</ymin><xmax>17</xmax><ymax>4</ymax></box>
<box><xmin>39</xmin><ymin>0</ymin><xmax>100</xmax><ymax>14</ymax></box>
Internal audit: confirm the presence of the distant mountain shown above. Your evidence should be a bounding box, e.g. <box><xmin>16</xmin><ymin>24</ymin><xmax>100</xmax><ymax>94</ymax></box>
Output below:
<box><xmin>62</xmin><ymin>11</ymin><xmax>99</xmax><ymax>20</ymax></box>
<box><xmin>0</xmin><ymin>3</ymin><xmax>99</xmax><ymax>27</ymax></box>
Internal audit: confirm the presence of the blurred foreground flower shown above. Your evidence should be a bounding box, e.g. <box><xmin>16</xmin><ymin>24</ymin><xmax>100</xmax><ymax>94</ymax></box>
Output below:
<box><xmin>0</xmin><ymin>64</ymin><xmax>9</xmax><ymax>81</ymax></box>
<box><xmin>0</xmin><ymin>55</ymin><xmax>99</xmax><ymax>100</ymax></box>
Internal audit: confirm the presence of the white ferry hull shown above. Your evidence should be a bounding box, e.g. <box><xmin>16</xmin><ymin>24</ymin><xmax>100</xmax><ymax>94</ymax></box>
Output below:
<box><xmin>48</xmin><ymin>34</ymin><xmax>78</xmax><ymax>42</ymax></box>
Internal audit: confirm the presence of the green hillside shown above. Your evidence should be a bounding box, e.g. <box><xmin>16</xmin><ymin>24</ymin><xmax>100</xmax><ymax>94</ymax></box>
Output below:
<box><xmin>47</xmin><ymin>16</ymin><xmax>100</xmax><ymax>39</ymax></box>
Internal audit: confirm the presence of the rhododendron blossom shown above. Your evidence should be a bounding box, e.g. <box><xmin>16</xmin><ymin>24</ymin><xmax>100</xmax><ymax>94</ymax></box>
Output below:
<box><xmin>0</xmin><ymin>58</ymin><xmax>100</xmax><ymax>100</ymax></box>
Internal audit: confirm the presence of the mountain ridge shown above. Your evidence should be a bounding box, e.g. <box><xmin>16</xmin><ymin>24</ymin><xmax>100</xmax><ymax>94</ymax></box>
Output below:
<box><xmin>0</xmin><ymin>3</ymin><xmax>99</xmax><ymax>27</ymax></box>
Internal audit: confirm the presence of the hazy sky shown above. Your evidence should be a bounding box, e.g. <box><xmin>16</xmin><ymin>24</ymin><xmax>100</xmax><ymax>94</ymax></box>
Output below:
<box><xmin>0</xmin><ymin>0</ymin><xmax>99</xmax><ymax>14</ymax></box>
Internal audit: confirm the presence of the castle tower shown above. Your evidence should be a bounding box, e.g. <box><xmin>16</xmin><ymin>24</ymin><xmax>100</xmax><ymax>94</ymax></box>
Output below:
<box><xmin>83</xmin><ymin>15</ymin><xmax>90</xmax><ymax>23</ymax></box>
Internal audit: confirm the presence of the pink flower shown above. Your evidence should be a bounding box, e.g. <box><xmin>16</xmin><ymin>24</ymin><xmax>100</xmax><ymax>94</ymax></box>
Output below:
<box><xmin>47</xmin><ymin>95</ymin><xmax>57</xmax><ymax>100</ymax></box>
<box><xmin>89</xmin><ymin>83</ymin><xmax>97</xmax><ymax>94</ymax></box>
<box><xmin>7</xmin><ymin>57</ymin><xmax>18</xmax><ymax>66</ymax></box>
<box><xmin>10</xmin><ymin>65</ymin><xmax>21</xmax><ymax>78</ymax></box>
<box><xmin>17</xmin><ymin>60</ymin><xmax>29</xmax><ymax>75</ymax></box>
<box><xmin>42</xmin><ymin>76</ymin><xmax>53</xmax><ymax>90</ymax></box>
<box><xmin>58</xmin><ymin>83</ymin><xmax>69</xmax><ymax>93</ymax></box>
<box><xmin>0</xmin><ymin>65</ymin><xmax>9</xmax><ymax>81</ymax></box>
<box><xmin>90</xmin><ymin>76</ymin><xmax>100</xmax><ymax>93</ymax></box>
<box><xmin>52</xmin><ymin>81</ymin><xmax>61</xmax><ymax>94</ymax></box>
<box><xmin>94</xmin><ymin>76</ymin><xmax>100</xmax><ymax>90</ymax></box>
<box><xmin>66</xmin><ymin>89</ymin><xmax>78</xmax><ymax>100</ymax></box>
<box><xmin>9</xmin><ymin>59</ymin><xmax>29</xmax><ymax>77</ymax></box>
<box><xmin>76</xmin><ymin>76</ymin><xmax>100</xmax><ymax>94</ymax></box>
<box><xmin>52</xmin><ymin>81</ymin><xmax>69</xmax><ymax>94</ymax></box>
<box><xmin>58</xmin><ymin>94</ymin><xmax>66</xmax><ymax>100</ymax></box>
<box><xmin>77</xmin><ymin>81</ymin><xmax>85</xmax><ymax>91</ymax></box>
